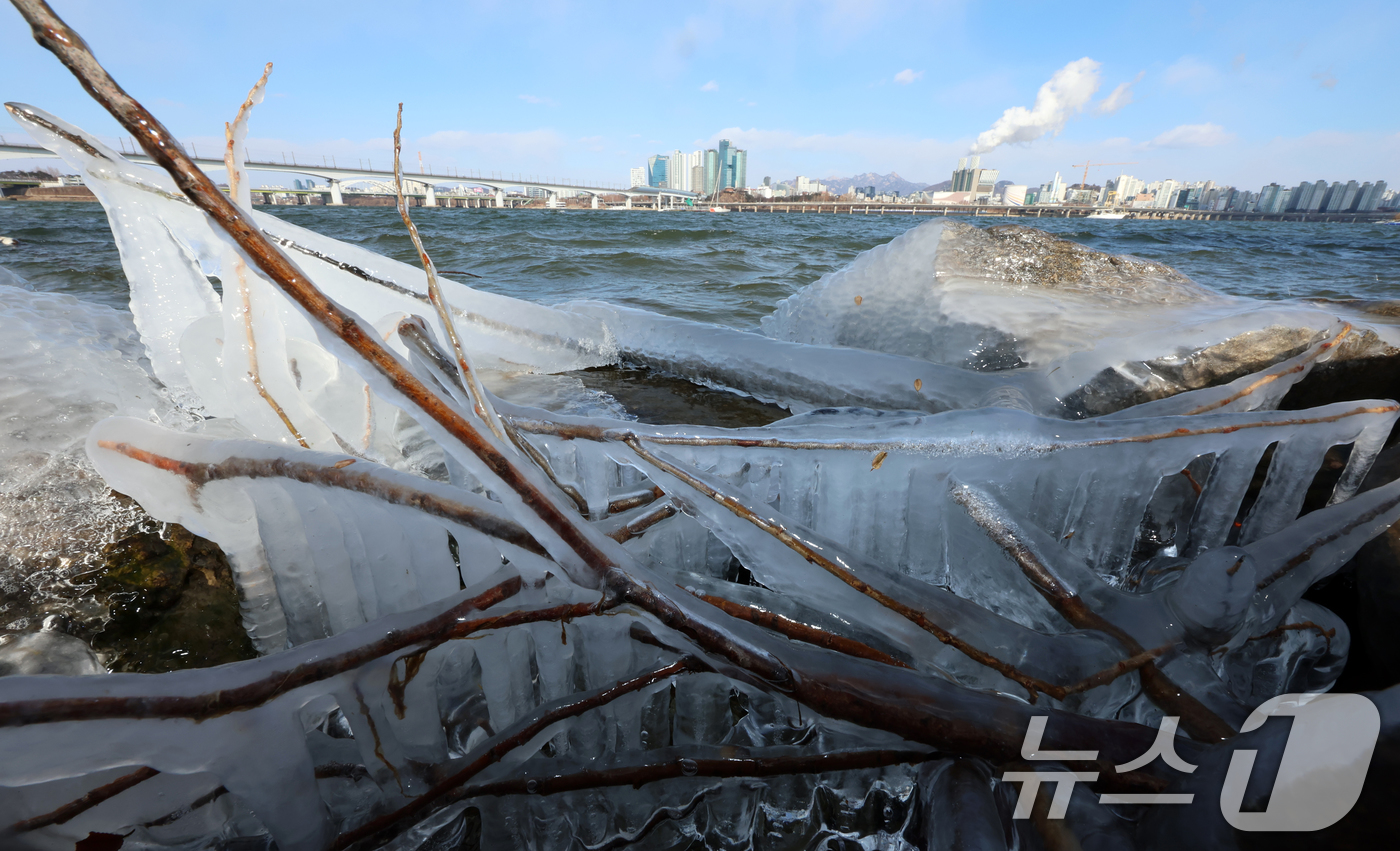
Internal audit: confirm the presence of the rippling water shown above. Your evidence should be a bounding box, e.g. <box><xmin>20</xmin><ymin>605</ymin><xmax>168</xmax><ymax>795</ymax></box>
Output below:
<box><xmin>2</xmin><ymin>204</ymin><xmax>1397</xmax><ymax>325</ymax></box>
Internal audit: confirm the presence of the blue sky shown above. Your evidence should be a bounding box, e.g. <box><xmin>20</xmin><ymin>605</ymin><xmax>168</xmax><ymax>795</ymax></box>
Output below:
<box><xmin>2</xmin><ymin>0</ymin><xmax>1396</xmax><ymax>189</ymax></box>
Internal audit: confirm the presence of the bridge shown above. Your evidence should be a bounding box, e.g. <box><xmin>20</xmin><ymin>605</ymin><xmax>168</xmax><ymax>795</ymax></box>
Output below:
<box><xmin>0</xmin><ymin>136</ymin><xmax>701</xmax><ymax>209</ymax></box>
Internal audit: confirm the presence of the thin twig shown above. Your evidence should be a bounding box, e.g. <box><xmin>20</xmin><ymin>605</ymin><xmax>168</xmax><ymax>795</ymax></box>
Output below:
<box><xmin>1182</xmin><ymin>324</ymin><xmax>1351</xmax><ymax>416</ymax></box>
<box><xmin>0</xmin><ymin>577</ymin><xmax>610</xmax><ymax>727</ymax></box>
<box><xmin>949</xmin><ymin>483</ymin><xmax>1236</xmax><ymax>742</ymax></box>
<box><xmin>393</xmin><ymin>104</ymin><xmax>507</xmax><ymax>443</ymax></box>
<box><xmin>624</xmin><ymin>437</ymin><xmax>1086</xmax><ymax>702</ymax></box>
<box><xmin>97</xmin><ymin>439</ymin><xmax>547</xmax><ymax>555</ymax></box>
<box><xmin>335</xmin><ymin>656</ymin><xmax>705</xmax><ymax>850</ymax></box>
<box><xmin>395</xmin><ymin>314</ymin><xmax>594</xmax><ymax>516</ymax></box>
<box><xmin>1248</xmin><ymin>621</ymin><xmax>1337</xmax><ymax>654</ymax></box>
<box><xmin>1257</xmin><ymin>486</ymin><xmax>1400</xmax><ymax>590</ymax></box>
<box><xmin>607</xmin><ymin>499</ymin><xmax>678</xmax><ymax>543</ymax></box>
<box><xmin>608</xmin><ymin>486</ymin><xmax>664</xmax><ymax>515</ymax></box>
<box><xmin>11</xmin><ymin>766</ymin><xmax>159</xmax><ymax>832</ymax></box>
<box><xmin>222</xmin><ymin>62</ymin><xmax>270</xmax><ymax>209</ymax></box>
<box><xmin>451</xmin><ymin>747</ymin><xmax>937</xmax><ymax>800</ymax></box>
<box><xmin>508</xmin><ymin>403</ymin><xmax>1398</xmax><ymax>453</ymax></box>
<box><xmin>232</xmin><ymin>256</ymin><xmax>309</xmax><ymax>446</ymax></box>
<box><xmin>221</xmin><ymin>62</ymin><xmax>308</xmax><ymax>446</ymax></box>
<box><xmin>694</xmin><ymin>592</ymin><xmax>911</xmax><ymax>669</ymax></box>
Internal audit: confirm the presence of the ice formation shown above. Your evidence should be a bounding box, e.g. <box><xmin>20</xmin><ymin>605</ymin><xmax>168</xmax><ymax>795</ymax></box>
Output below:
<box><xmin>2</xmin><ymin>78</ymin><xmax>1399</xmax><ymax>851</ymax></box>
<box><xmin>0</xmin><ymin>275</ymin><xmax>176</xmax><ymax>637</ymax></box>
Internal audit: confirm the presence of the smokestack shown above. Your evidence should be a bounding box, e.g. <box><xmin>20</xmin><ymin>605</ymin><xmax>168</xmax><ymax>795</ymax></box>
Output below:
<box><xmin>970</xmin><ymin>58</ymin><xmax>1102</xmax><ymax>155</ymax></box>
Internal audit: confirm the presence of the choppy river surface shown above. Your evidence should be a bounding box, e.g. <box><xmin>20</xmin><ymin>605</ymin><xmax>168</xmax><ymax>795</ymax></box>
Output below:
<box><xmin>2</xmin><ymin>204</ymin><xmax>1397</xmax><ymax>324</ymax></box>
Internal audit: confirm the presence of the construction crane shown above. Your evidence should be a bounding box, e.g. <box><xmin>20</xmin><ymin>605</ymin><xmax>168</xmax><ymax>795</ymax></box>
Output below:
<box><xmin>1070</xmin><ymin>161</ymin><xmax>1138</xmax><ymax>190</ymax></box>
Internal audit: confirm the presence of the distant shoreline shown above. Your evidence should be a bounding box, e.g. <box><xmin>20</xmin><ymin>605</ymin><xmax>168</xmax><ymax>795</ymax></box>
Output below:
<box><xmin>3</xmin><ymin>191</ymin><xmax>1394</xmax><ymax>223</ymax></box>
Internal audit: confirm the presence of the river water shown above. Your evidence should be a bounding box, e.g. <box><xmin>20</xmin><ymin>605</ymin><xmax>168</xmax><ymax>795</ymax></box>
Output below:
<box><xmin>2</xmin><ymin>204</ymin><xmax>1397</xmax><ymax>326</ymax></box>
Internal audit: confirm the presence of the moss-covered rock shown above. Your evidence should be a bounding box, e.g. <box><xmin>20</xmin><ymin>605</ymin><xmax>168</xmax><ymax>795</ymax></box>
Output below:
<box><xmin>93</xmin><ymin>525</ymin><xmax>257</xmax><ymax>673</ymax></box>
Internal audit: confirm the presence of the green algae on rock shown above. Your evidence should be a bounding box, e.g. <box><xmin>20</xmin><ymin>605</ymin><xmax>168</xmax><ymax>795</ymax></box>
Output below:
<box><xmin>94</xmin><ymin>524</ymin><xmax>256</xmax><ymax>673</ymax></box>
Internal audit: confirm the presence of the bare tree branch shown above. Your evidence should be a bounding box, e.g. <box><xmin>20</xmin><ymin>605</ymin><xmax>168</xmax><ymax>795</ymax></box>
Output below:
<box><xmin>335</xmin><ymin>656</ymin><xmax>707</xmax><ymax>850</ymax></box>
<box><xmin>950</xmin><ymin>483</ymin><xmax>1236</xmax><ymax>742</ymax></box>
<box><xmin>11</xmin><ymin>766</ymin><xmax>159</xmax><ymax>832</ymax></box>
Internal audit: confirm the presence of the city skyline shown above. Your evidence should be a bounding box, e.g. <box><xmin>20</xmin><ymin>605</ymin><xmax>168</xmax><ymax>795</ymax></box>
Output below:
<box><xmin>631</xmin><ymin>142</ymin><xmax>746</xmax><ymax>193</ymax></box>
<box><xmin>0</xmin><ymin>1</ymin><xmax>1395</xmax><ymax>190</ymax></box>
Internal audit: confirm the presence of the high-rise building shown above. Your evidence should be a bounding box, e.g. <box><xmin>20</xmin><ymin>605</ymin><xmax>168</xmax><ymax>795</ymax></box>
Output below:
<box><xmin>952</xmin><ymin>156</ymin><xmax>997</xmax><ymax>197</ymax></box>
<box><xmin>703</xmin><ymin>149</ymin><xmax>719</xmax><ymax>195</ymax></box>
<box><xmin>691</xmin><ymin>164</ymin><xmax>704</xmax><ymax>195</ymax></box>
<box><xmin>1349</xmin><ymin>181</ymin><xmax>1379</xmax><ymax>211</ymax></box>
<box><xmin>1150</xmin><ymin>179</ymin><xmax>1179</xmax><ymax>208</ymax></box>
<box><xmin>1287</xmin><ymin>180</ymin><xmax>1319</xmax><ymax>211</ymax></box>
<box><xmin>1333</xmin><ymin>180</ymin><xmax>1360</xmax><ymax>212</ymax></box>
<box><xmin>1233</xmin><ymin>190</ymin><xmax>1258</xmax><ymax>211</ymax></box>
<box><xmin>1002</xmin><ymin>185</ymin><xmax>1027</xmax><ymax>206</ymax></box>
<box><xmin>1174</xmin><ymin>185</ymin><xmax>1204</xmax><ymax>209</ymax></box>
<box><xmin>1293</xmin><ymin>179</ymin><xmax>1316</xmax><ymax>211</ymax></box>
<box><xmin>669</xmin><ymin>150</ymin><xmax>687</xmax><ymax>192</ymax></box>
<box><xmin>732</xmin><ymin>149</ymin><xmax>747</xmax><ymax>189</ymax></box>
<box><xmin>1112</xmin><ymin>174</ymin><xmax>1144</xmax><ymax>207</ymax></box>
<box><xmin>629</xmin><ymin>167</ymin><xmax>645</xmax><ymax>188</ymax></box>
<box><xmin>689</xmin><ymin>150</ymin><xmax>704</xmax><ymax>187</ymax></box>
<box><xmin>647</xmin><ymin>154</ymin><xmax>669</xmax><ymax>188</ymax></box>
<box><xmin>1356</xmin><ymin>180</ymin><xmax>1387</xmax><ymax>211</ymax></box>
<box><xmin>1320</xmin><ymin>181</ymin><xmax>1346</xmax><ymax>212</ymax></box>
<box><xmin>717</xmin><ymin>139</ymin><xmax>732</xmax><ymax>189</ymax></box>
<box><xmin>1255</xmin><ymin>183</ymin><xmax>1284</xmax><ymax>213</ymax></box>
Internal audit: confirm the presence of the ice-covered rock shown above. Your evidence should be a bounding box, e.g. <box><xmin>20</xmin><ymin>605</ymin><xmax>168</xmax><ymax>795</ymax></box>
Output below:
<box><xmin>762</xmin><ymin>220</ymin><xmax>1399</xmax><ymax>415</ymax></box>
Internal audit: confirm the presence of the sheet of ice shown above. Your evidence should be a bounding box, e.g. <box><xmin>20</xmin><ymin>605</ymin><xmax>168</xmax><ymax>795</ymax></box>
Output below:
<box><xmin>514</xmin><ymin>399</ymin><xmax>1396</xmax><ymax>591</ymax></box>
<box><xmin>6</xmin><ymin>105</ymin><xmax>221</xmax><ymax>405</ymax></box>
<box><xmin>0</xmin><ymin>277</ymin><xmax>181</xmax><ymax>634</ymax></box>
<box><xmin>609</xmin><ymin>443</ymin><xmax>1138</xmax><ymax>716</ymax></box>
<box><xmin>947</xmin><ymin>477</ymin><xmax>1397</xmax><ymax>724</ymax></box>
<box><xmin>86</xmin><ymin>417</ymin><xmax>549</xmax><ymax>651</ymax></box>
<box><xmin>561</xmin><ymin>300</ymin><xmax>1040</xmax><ymax>414</ymax></box>
<box><xmin>0</xmin><ymin>568</ymin><xmax>933</xmax><ymax>851</ymax></box>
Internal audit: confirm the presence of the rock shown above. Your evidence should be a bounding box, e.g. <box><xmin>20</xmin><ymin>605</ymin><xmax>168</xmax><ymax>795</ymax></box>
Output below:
<box><xmin>1344</xmin><ymin>445</ymin><xmax>1400</xmax><ymax>689</ymax></box>
<box><xmin>0</xmin><ymin>630</ymin><xmax>104</xmax><ymax>676</ymax></box>
<box><xmin>1302</xmin><ymin>443</ymin><xmax>1400</xmax><ymax>691</ymax></box>
<box><xmin>93</xmin><ymin>524</ymin><xmax>257</xmax><ymax>673</ymax></box>
<box><xmin>1281</xmin><ymin>333</ymin><xmax>1400</xmax><ymax>417</ymax></box>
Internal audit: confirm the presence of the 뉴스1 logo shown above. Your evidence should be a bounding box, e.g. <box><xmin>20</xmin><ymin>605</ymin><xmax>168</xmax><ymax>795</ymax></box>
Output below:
<box><xmin>1003</xmin><ymin>693</ymin><xmax>1381</xmax><ymax>831</ymax></box>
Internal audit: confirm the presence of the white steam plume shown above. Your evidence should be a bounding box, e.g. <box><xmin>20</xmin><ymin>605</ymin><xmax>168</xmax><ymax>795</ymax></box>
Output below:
<box><xmin>970</xmin><ymin>58</ymin><xmax>1101</xmax><ymax>154</ymax></box>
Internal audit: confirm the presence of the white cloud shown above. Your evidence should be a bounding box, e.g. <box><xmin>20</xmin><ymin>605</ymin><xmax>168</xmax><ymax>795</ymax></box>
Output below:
<box><xmin>1095</xmin><ymin>71</ymin><xmax>1143</xmax><ymax>115</ymax></box>
<box><xmin>970</xmin><ymin>58</ymin><xmax>1101</xmax><ymax>154</ymax></box>
<box><xmin>1162</xmin><ymin>56</ymin><xmax>1220</xmax><ymax>92</ymax></box>
<box><xmin>700</xmin><ymin>80</ymin><xmax>719</xmax><ymax>92</ymax></box>
<box><xmin>518</xmin><ymin>94</ymin><xmax>557</xmax><ymax>106</ymax></box>
<box><xmin>893</xmin><ymin>68</ymin><xmax>923</xmax><ymax>85</ymax></box>
<box><xmin>1145</xmin><ymin>123</ymin><xmax>1235</xmax><ymax>148</ymax></box>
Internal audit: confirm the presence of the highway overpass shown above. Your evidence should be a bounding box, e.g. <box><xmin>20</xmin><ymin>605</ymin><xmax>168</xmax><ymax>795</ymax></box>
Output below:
<box><xmin>0</xmin><ymin>136</ymin><xmax>701</xmax><ymax>209</ymax></box>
